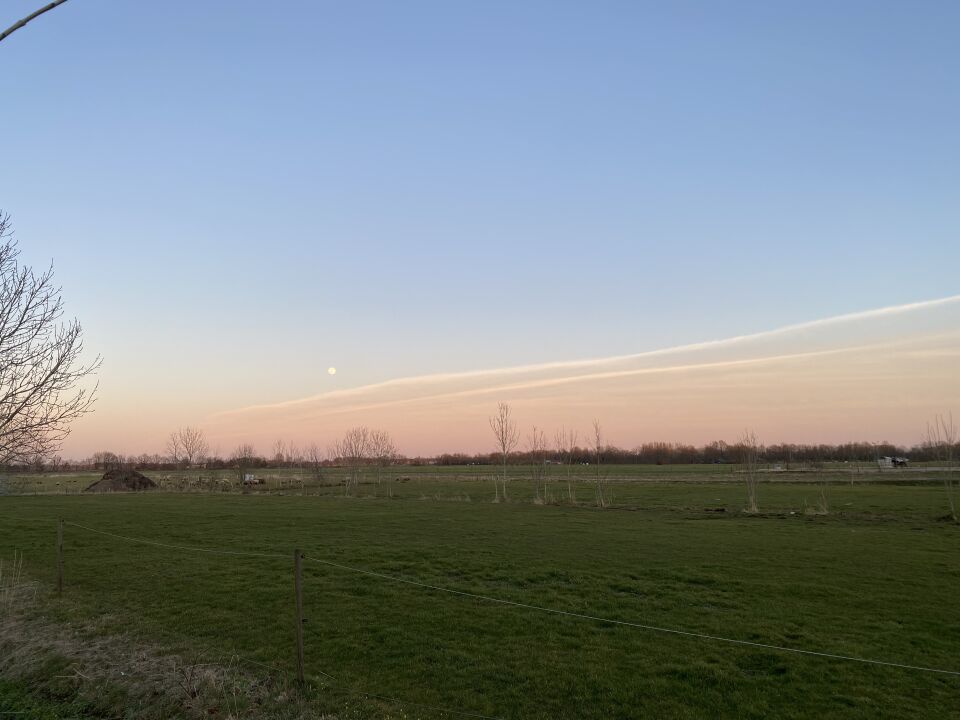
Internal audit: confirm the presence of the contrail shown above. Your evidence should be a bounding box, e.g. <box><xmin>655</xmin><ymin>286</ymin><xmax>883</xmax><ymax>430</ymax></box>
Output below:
<box><xmin>216</xmin><ymin>294</ymin><xmax>960</xmax><ymax>417</ymax></box>
<box><xmin>248</xmin><ymin>342</ymin><xmax>903</xmax><ymax>422</ymax></box>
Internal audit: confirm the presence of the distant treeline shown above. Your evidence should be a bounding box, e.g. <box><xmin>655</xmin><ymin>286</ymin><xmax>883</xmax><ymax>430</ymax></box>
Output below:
<box><xmin>435</xmin><ymin>440</ymin><xmax>946</xmax><ymax>467</ymax></box>
<box><xmin>6</xmin><ymin>439</ymin><xmax>956</xmax><ymax>474</ymax></box>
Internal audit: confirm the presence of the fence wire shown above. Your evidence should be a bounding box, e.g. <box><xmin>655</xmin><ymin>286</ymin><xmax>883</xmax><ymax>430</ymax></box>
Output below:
<box><xmin>63</xmin><ymin>520</ymin><xmax>960</xmax><ymax>679</ymax></box>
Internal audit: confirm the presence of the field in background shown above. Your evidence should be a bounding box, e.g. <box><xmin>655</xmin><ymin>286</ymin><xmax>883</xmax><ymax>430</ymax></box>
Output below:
<box><xmin>1</xmin><ymin>471</ymin><xmax>959</xmax><ymax>719</ymax></box>
<box><xmin>3</xmin><ymin>461</ymin><xmax>953</xmax><ymax>498</ymax></box>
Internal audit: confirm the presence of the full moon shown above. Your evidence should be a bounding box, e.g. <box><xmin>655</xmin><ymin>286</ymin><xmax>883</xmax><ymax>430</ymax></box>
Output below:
<box><xmin>327</xmin><ymin>367</ymin><xmax>337</xmax><ymax>375</ymax></box>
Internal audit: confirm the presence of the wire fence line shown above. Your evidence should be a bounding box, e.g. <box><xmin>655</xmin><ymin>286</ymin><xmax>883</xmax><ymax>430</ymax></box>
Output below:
<box><xmin>304</xmin><ymin>555</ymin><xmax>960</xmax><ymax>677</ymax></box>
<box><xmin>61</xmin><ymin>520</ymin><xmax>960</xmax><ymax>679</ymax></box>
<box><xmin>63</xmin><ymin>521</ymin><xmax>288</xmax><ymax>559</ymax></box>
<box><xmin>57</xmin><ymin>521</ymin><xmax>507</xmax><ymax>719</ymax></box>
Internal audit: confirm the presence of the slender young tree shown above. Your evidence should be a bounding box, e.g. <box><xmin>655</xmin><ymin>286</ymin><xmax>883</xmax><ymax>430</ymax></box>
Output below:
<box><xmin>592</xmin><ymin>419</ymin><xmax>608</xmax><ymax>507</ymax></box>
<box><xmin>925</xmin><ymin>413</ymin><xmax>958</xmax><ymax>523</ymax></box>
<box><xmin>306</xmin><ymin>443</ymin><xmax>326</xmax><ymax>485</ymax></box>
<box><xmin>272</xmin><ymin>439</ymin><xmax>287</xmax><ymax>466</ymax></box>
<box><xmin>739</xmin><ymin>429</ymin><xmax>761</xmax><ymax>513</ymax></box>
<box><xmin>554</xmin><ymin>426</ymin><xmax>579</xmax><ymax>503</ymax></box>
<box><xmin>489</xmin><ymin>402</ymin><xmax>519</xmax><ymax>502</ymax></box>
<box><xmin>369</xmin><ymin>429</ymin><xmax>398</xmax><ymax>487</ymax></box>
<box><xmin>333</xmin><ymin>426</ymin><xmax>370</xmax><ymax>495</ymax></box>
<box><xmin>232</xmin><ymin>442</ymin><xmax>257</xmax><ymax>484</ymax></box>
<box><xmin>527</xmin><ymin>425</ymin><xmax>548</xmax><ymax>503</ymax></box>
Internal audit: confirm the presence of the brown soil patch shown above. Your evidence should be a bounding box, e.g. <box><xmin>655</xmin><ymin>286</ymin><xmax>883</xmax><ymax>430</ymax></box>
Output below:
<box><xmin>85</xmin><ymin>469</ymin><xmax>157</xmax><ymax>492</ymax></box>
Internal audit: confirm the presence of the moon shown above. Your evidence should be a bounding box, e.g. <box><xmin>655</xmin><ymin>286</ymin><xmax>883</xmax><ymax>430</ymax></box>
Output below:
<box><xmin>327</xmin><ymin>367</ymin><xmax>337</xmax><ymax>375</ymax></box>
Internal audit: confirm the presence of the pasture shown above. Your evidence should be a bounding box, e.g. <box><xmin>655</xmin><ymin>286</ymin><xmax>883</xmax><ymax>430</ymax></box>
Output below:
<box><xmin>1</xmin><ymin>470</ymin><xmax>959</xmax><ymax>719</ymax></box>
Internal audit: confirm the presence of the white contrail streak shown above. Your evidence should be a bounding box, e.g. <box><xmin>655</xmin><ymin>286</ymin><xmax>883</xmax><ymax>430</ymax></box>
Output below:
<box><xmin>216</xmin><ymin>294</ymin><xmax>960</xmax><ymax>417</ymax></box>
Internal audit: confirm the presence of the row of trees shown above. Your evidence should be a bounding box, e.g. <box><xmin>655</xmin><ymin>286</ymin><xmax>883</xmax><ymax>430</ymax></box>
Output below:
<box><xmin>489</xmin><ymin>403</ymin><xmax>612</xmax><ymax>506</ymax></box>
<box><xmin>486</xmin><ymin>403</ymin><xmax>959</xmax><ymax>521</ymax></box>
<box><xmin>34</xmin><ymin>427</ymin><xmax>402</xmax><ymax>495</ymax></box>
<box><xmin>11</xmin><ymin>429</ymin><xmax>959</xmax><ymax>475</ymax></box>
<box><xmin>442</xmin><ymin>438</ymin><xmax>955</xmax><ymax>467</ymax></box>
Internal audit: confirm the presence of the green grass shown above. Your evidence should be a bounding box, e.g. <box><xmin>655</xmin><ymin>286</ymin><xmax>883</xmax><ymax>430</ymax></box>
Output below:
<box><xmin>1</xmin><ymin>478</ymin><xmax>959</xmax><ymax>719</ymax></box>
<box><xmin>4</xmin><ymin>461</ymin><xmax>945</xmax><ymax>497</ymax></box>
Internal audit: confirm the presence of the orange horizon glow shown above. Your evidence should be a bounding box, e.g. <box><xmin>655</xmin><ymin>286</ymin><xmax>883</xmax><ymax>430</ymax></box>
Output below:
<box><xmin>58</xmin><ymin>295</ymin><xmax>960</xmax><ymax>460</ymax></box>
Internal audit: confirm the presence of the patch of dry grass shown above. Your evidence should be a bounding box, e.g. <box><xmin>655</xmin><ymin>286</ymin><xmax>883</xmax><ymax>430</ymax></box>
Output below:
<box><xmin>0</xmin><ymin>563</ymin><xmax>334</xmax><ymax>720</ymax></box>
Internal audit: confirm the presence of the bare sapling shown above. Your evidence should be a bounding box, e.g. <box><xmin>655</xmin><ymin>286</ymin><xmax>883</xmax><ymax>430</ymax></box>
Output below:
<box><xmin>812</xmin><ymin>452</ymin><xmax>829</xmax><ymax>514</ymax></box>
<box><xmin>333</xmin><ymin>426</ymin><xmax>371</xmax><ymax>496</ymax></box>
<box><xmin>232</xmin><ymin>443</ymin><xmax>256</xmax><ymax>486</ymax></box>
<box><xmin>739</xmin><ymin>429</ymin><xmax>761</xmax><ymax>513</ymax></box>
<box><xmin>489</xmin><ymin>403</ymin><xmax>519</xmax><ymax>502</ymax></box>
<box><xmin>555</xmin><ymin>427</ymin><xmax>579</xmax><ymax>503</ymax></box>
<box><xmin>527</xmin><ymin>426</ymin><xmax>548</xmax><ymax>503</ymax></box>
<box><xmin>592</xmin><ymin>419</ymin><xmax>607</xmax><ymax>508</ymax></box>
<box><xmin>926</xmin><ymin>413</ymin><xmax>958</xmax><ymax>523</ymax></box>
<box><xmin>306</xmin><ymin>443</ymin><xmax>326</xmax><ymax>486</ymax></box>
<box><xmin>369</xmin><ymin>429</ymin><xmax>399</xmax><ymax>489</ymax></box>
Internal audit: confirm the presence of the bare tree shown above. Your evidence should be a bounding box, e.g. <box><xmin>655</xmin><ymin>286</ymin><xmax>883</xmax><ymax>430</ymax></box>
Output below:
<box><xmin>554</xmin><ymin>426</ymin><xmax>579</xmax><ymax>503</ymax></box>
<box><xmin>166</xmin><ymin>426</ymin><xmax>209</xmax><ymax>467</ymax></box>
<box><xmin>527</xmin><ymin>425</ymin><xmax>548</xmax><ymax>503</ymax></box>
<box><xmin>0</xmin><ymin>0</ymin><xmax>70</xmax><ymax>44</ymax></box>
<box><xmin>739</xmin><ymin>429</ymin><xmax>761</xmax><ymax>513</ymax></box>
<box><xmin>591</xmin><ymin>419</ymin><xmax>608</xmax><ymax>507</ymax></box>
<box><xmin>287</xmin><ymin>442</ymin><xmax>303</xmax><ymax>465</ymax></box>
<box><xmin>333</xmin><ymin>426</ymin><xmax>370</xmax><ymax>495</ymax></box>
<box><xmin>272</xmin><ymin>439</ymin><xmax>287</xmax><ymax>466</ymax></box>
<box><xmin>232</xmin><ymin>442</ymin><xmax>257</xmax><ymax>484</ymax></box>
<box><xmin>489</xmin><ymin>402</ymin><xmax>519</xmax><ymax>502</ymax></box>
<box><xmin>0</xmin><ymin>213</ymin><xmax>99</xmax><ymax>467</ymax></box>
<box><xmin>925</xmin><ymin>413</ymin><xmax>958</xmax><ymax>523</ymax></box>
<box><xmin>815</xmin><ymin>452</ymin><xmax>829</xmax><ymax>515</ymax></box>
<box><xmin>369</xmin><ymin>429</ymin><xmax>398</xmax><ymax>487</ymax></box>
<box><xmin>306</xmin><ymin>442</ymin><xmax>326</xmax><ymax>485</ymax></box>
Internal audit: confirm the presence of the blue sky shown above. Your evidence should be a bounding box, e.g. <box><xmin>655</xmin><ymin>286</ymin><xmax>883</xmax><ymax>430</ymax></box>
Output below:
<box><xmin>1</xmin><ymin>1</ymin><xmax>958</xmax><ymax>453</ymax></box>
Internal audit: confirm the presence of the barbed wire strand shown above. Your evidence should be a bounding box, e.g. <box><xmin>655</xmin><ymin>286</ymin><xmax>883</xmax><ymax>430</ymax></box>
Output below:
<box><xmin>58</xmin><ymin>520</ymin><xmax>960</xmax><ymax>678</ymax></box>
<box><xmin>301</xmin><ymin>554</ymin><xmax>960</xmax><ymax>677</ymax></box>
<box><xmin>56</xmin><ymin>523</ymin><xmax>505</xmax><ymax>717</ymax></box>
<box><xmin>64</xmin><ymin>521</ymin><xmax>286</xmax><ymax>559</ymax></box>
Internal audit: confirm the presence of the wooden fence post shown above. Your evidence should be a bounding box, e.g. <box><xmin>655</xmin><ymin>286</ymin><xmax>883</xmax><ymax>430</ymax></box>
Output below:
<box><xmin>57</xmin><ymin>518</ymin><xmax>64</xmax><ymax>596</ymax></box>
<box><xmin>294</xmin><ymin>548</ymin><xmax>305</xmax><ymax>686</ymax></box>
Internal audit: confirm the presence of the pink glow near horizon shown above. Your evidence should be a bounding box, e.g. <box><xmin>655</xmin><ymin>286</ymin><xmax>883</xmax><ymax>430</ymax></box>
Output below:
<box><xmin>59</xmin><ymin>296</ymin><xmax>960</xmax><ymax>459</ymax></box>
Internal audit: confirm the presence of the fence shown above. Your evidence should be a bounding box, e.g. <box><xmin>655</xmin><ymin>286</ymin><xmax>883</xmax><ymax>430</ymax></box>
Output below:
<box><xmin>45</xmin><ymin>518</ymin><xmax>960</xmax><ymax>718</ymax></box>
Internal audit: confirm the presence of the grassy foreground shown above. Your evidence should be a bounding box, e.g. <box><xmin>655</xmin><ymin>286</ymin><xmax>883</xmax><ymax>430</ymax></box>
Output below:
<box><xmin>1</xmin><ymin>481</ymin><xmax>959</xmax><ymax>719</ymax></box>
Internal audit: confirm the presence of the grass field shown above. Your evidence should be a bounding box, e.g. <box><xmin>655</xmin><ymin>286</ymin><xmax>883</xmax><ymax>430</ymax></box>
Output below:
<box><xmin>2</xmin><ymin>473</ymin><xmax>959</xmax><ymax>719</ymax></box>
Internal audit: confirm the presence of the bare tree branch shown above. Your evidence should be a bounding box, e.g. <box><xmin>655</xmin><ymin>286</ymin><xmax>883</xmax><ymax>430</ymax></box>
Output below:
<box><xmin>332</xmin><ymin>426</ymin><xmax>371</xmax><ymax>496</ymax></box>
<box><xmin>167</xmin><ymin>426</ymin><xmax>209</xmax><ymax>467</ymax></box>
<box><xmin>0</xmin><ymin>212</ymin><xmax>99</xmax><ymax>465</ymax></box>
<box><xmin>0</xmin><ymin>1</ymin><xmax>71</xmax><ymax>45</ymax></box>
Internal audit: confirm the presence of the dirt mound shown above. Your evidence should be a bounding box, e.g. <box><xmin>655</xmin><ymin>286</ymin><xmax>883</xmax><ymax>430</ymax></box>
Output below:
<box><xmin>85</xmin><ymin>469</ymin><xmax>157</xmax><ymax>493</ymax></box>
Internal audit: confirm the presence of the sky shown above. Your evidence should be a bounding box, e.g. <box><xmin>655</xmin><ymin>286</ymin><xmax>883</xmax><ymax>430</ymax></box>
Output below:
<box><xmin>0</xmin><ymin>1</ymin><xmax>957</xmax><ymax>457</ymax></box>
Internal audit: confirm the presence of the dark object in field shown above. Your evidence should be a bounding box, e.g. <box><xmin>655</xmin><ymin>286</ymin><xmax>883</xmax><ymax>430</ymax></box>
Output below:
<box><xmin>85</xmin><ymin>469</ymin><xmax>157</xmax><ymax>493</ymax></box>
<box><xmin>704</xmin><ymin>507</ymin><xmax>726</xmax><ymax>513</ymax></box>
